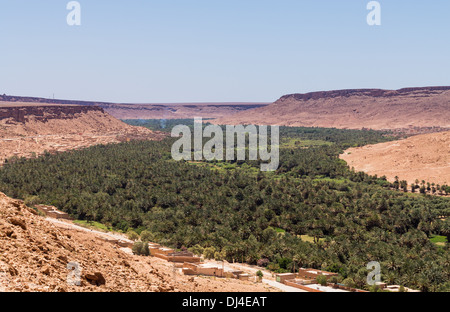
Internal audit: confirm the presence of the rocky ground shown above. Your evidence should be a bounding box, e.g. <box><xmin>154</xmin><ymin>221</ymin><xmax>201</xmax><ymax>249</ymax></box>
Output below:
<box><xmin>0</xmin><ymin>104</ymin><xmax>167</xmax><ymax>165</ymax></box>
<box><xmin>0</xmin><ymin>192</ymin><xmax>278</xmax><ymax>292</ymax></box>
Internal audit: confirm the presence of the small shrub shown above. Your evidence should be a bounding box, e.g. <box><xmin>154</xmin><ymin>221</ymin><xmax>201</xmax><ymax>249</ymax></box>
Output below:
<box><xmin>256</xmin><ymin>270</ymin><xmax>264</xmax><ymax>279</ymax></box>
<box><xmin>369</xmin><ymin>285</ymin><xmax>381</xmax><ymax>292</ymax></box>
<box><xmin>24</xmin><ymin>195</ymin><xmax>42</xmax><ymax>207</ymax></box>
<box><xmin>140</xmin><ymin>230</ymin><xmax>154</xmax><ymax>242</ymax></box>
<box><xmin>132</xmin><ymin>241</ymin><xmax>150</xmax><ymax>256</ymax></box>
<box><xmin>189</xmin><ymin>244</ymin><xmax>204</xmax><ymax>256</ymax></box>
<box><xmin>329</xmin><ymin>276</ymin><xmax>339</xmax><ymax>284</ymax></box>
<box><xmin>343</xmin><ymin>278</ymin><xmax>356</xmax><ymax>289</ymax></box>
<box><xmin>316</xmin><ymin>274</ymin><xmax>327</xmax><ymax>286</ymax></box>
<box><xmin>214</xmin><ymin>250</ymin><xmax>226</xmax><ymax>261</ymax></box>
<box><xmin>127</xmin><ymin>230</ymin><xmax>140</xmax><ymax>241</ymax></box>
<box><xmin>277</xmin><ymin>257</ymin><xmax>292</xmax><ymax>270</ymax></box>
<box><xmin>203</xmin><ymin>247</ymin><xmax>216</xmax><ymax>260</ymax></box>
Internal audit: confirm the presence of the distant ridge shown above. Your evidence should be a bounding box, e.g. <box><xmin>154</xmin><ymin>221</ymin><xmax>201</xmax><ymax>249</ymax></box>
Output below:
<box><xmin>0</xmin><ymin>94</ymin><xmax>268</xmax><ymax>107</ymax></box>
<box><xmin>0</xmin><ymin>94</ymin><xmax>112</xmax><ymax>106</ymax></box>
<box><xmin>0</xmin><ymin>95</ymin><xmax>269</xmax><ymax>120</ymax></box>
<box><xmin>278</xmin><ymin>86</ymin><xmax>450</xmax><ymax>101</ymax></box>
<box><xmin>213</xmin><ymin>86</ymin><xmax>450</xmax><ymax>131</ymax></box>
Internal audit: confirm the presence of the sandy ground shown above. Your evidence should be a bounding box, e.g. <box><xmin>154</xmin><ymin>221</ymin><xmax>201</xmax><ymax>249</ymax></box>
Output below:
<box><xmin>341</xmin><ymin>131</ymin><xmax>450</xmax><ymax>186</ymax></box>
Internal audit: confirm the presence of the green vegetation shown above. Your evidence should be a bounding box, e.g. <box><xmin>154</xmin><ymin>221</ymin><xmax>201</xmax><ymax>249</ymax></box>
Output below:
<box><xmin>256</xmin><ymin>270</ymin><xmax>264</xmax><ymax>279</ymax></box>
<box><xmin>132</xmin><ymin>241</ymin><xmax>150</xmax><ymax>256</ymax></box>
<box><xmin>0</xmin><ymin>124</ymin><xmax>449</xmax><ymax>291</ymax></box>
<box><xmin>123</xmin><ymin>119</ymin><xmax>200</xmax><ymax>133</ymax></box>
<box><xmin>73</xmin><ymin>220</ymin><xmax>114</xmax><ymax>232</ymax></box>
<box><xmin>300</xmin><ymin>235</ymin><xmax>325</xmax><ymax>244</ymax></box>
<box><xmin>280</xmin><ymin>138</ymin><xmax>333</xmax><ymax>149</ymax></box>
<box><xmin>316</xmin><ymin>274</ymin><xmax>328</xmax><ymax>286</ymax></box>
<box><xmin>430</xmin><ymin>235</ymin><xmax>448</xmax><ymax>246</ymax></box>
<box><xmin>127</xmin><ymin>230</ymin><xmax>140</xmax><ymax>241</ymax></box>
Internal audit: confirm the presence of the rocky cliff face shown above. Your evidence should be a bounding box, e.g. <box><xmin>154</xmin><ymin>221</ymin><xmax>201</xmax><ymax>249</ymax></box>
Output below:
<box><xmin>277</xmin><ymin>86</ymin><xmax>450</xmax><ymax>102</ymax></box>
<box><xmin>0</xmin><ymin>105</ymin><xmax>105</xmax><ymax>123</ymax></box>
<box><xmin>0</xmin><ymin>103</ymin><xmax>166</xmax><ymax>163</ymax></box>
<box><xmin>0</xmin><ymin>94</ymin><xmax>109</xmax><ymax>107</ymax></box>
<box><xmin>213</xmin><ymin>87</ymin><xmax>450</xmax><ymax>131</ymax></box>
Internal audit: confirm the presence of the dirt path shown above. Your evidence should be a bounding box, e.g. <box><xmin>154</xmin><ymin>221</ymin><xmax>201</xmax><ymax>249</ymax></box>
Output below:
<box><xmin>46</xmin><ymin>218</ymin><xmax>132</xmax><ymax>243</ymax></box>
<box><xmin>203</xmin><ymin>261</ymin><xmax>307</xmax><ymax>293</ymax></box>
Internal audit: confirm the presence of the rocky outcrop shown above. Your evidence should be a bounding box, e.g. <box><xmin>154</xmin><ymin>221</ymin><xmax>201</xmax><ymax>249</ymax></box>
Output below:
<box><xmin>0</xmin><ymin>94</ymin><xmax>111</xmax><ymax>107</ymax></box>
<box><xmin>277</xmin><ymin>86</ymin><xmax>450</xmax><ymax>102</ymax></box>
<box><xmin>0</xmin><ymin>105</ymin><xmax>105</xmax><ymax>123</ymax></box>
<box><xmin>85</xmin><ymin>272</ymin><xmax>106</xmax><ymax>286</ymax></box>
<box><xmin>213</xmin><ymin>86</ymin><xmax>450</xmax><ymax>130</ymax></box>
<box><xmin>0</xmin><ymin>103</ymin><xmax>166</xmax><ymax>164</ymax></box>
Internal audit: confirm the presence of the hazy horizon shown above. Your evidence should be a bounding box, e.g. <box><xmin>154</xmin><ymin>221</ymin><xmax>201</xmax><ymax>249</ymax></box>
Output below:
<box><xmin>3</xmin><ymin>85</ymin><xmax>450</xmax><ymax>105</ymax></box>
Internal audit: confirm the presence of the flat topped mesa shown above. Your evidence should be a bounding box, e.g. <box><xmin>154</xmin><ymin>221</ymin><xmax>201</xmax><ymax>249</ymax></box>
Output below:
<box><xmin>213</xmin><ymin>86</ymin><xmax>450</xmax><ymax>130</ymax></box>
<box><xmin>0</xmin><ymin>105</ymin><xmax>104</xmax><ymax>123</ymax></box>
<box><xmin>278</xmin><ymin>86</ymin><xmax>450</xmax><ymax>102</ymax></box>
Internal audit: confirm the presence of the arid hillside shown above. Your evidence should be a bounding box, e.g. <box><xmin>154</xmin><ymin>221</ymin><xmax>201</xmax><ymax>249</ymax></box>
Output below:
<box><xmin>341</xmin><ymin>131</ymin><xmax>450</xmax><ymax>186</ymax></box>
<box><xmin>0</xmin><ymin>192</ymin><xmax>275</xmax><ymax>292</ymax></box>
<box><xmin>213</xmin><ymin>87</ymin><xmax>450</xmax><ymax>131</ymax></box>
<box><xmin>0</xmin><ymin>103</ymin><xmax>166</xmax><ymax>164</ymax></box>
<box><xmin>0</xmin><ymin>103</ymin><xmax>150</xmax><ymax>137</ymax></box>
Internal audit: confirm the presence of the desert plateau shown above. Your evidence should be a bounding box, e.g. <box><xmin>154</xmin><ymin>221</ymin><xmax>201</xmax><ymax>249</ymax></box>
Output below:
<box><xmin>214</xmin><ymin>87</ymin><xmax>450</xmax><ymax>132</ymax></box>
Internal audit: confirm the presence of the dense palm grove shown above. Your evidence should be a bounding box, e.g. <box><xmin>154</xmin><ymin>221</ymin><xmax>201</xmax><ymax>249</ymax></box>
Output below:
<box><xmin>0</xmin><ymin>124</ymin><xmax>449</xmax><ymax>291</ymax></box>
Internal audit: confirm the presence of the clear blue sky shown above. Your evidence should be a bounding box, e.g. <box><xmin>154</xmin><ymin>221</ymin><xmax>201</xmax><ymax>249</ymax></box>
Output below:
<box><xmin>0</xmin><ymin>0</ymin><xmax>449</xmax><ymax>103</ymax></box>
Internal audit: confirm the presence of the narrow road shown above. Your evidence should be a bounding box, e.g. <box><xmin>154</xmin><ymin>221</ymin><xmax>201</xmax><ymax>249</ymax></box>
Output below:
<box><xmin>261</xmin><ymin>279</ymin><xmax>308</xmax><ymax>292</ymax></box>
<box><xmin>208</xmin><ymin>261</ymin><xmax>308</xmax><ymax>293</ymax></box>
<box><xmin>46</xmin><ymin>218</ymin><xmax>132</xmax><ymax>243</ymax></box>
